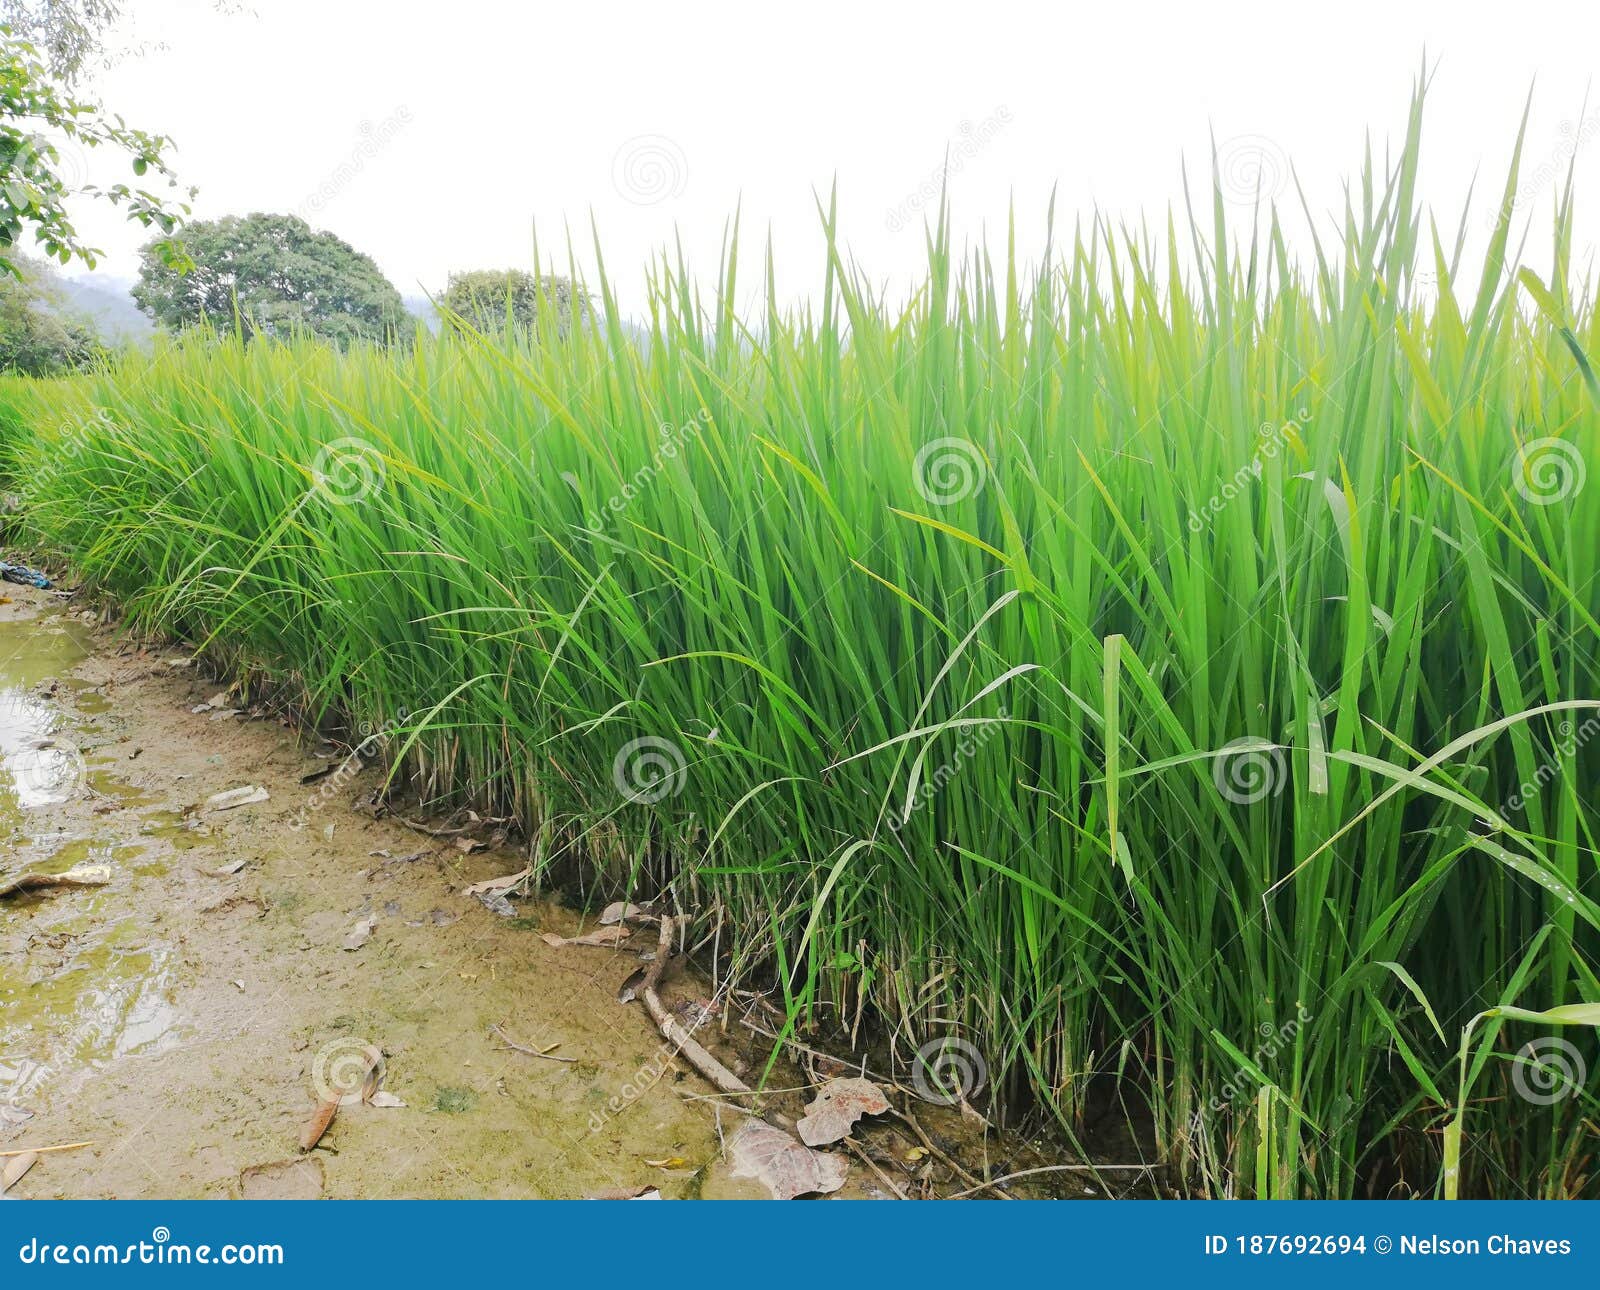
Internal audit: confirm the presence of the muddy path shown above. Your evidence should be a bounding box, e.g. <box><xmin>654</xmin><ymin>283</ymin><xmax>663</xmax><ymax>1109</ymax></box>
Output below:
<box><xmin>0</xmin><ymin>584</ymin><xmax>799</xmax><ymax>1199</ymax></box>
<box><xmin>1</xmin><ymin>584</ymin><xmax>1090</xmax><ymax>1200</ymax></box>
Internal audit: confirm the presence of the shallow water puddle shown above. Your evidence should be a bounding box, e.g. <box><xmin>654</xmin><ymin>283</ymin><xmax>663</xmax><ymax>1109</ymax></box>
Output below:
<box><xmin>1</xmin><ymin>610</ymin><xmax>182</xmax><ymax>1108</ymax></box>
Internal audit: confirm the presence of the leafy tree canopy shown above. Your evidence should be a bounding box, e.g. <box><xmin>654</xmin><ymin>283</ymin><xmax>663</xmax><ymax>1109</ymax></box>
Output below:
<box><xmin>1</xmin><ymin>7</ymin><xmax>192</xmax><ymax>275</ymax></box>
<box><xmin>440</xmin><ymin>268</ymin><xmax>591</xmax><ymax>335</ymax></box>
<box><xmin>132</xmin><ymin>212</ymin><xmax>409</xmax><ymax>346</ymax></box>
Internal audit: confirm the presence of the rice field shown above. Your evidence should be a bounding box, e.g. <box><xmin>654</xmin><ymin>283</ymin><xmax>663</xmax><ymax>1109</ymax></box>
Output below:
<box><xmin>3</xmin><ymin>87</ymin><xmax>1598</xmax><ymax>1198</ymax></box>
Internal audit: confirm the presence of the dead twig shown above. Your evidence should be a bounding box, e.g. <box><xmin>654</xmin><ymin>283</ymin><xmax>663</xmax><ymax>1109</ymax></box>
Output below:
<box><xmin>941</xmin><ymin>1161</ymin><xmax>1159</xmax><ymax>1199</ymax></box>
<box><xmin>490</xmin><ymin>1023</ymin><xmax>575</xmax><ymax>1062</ymax></box>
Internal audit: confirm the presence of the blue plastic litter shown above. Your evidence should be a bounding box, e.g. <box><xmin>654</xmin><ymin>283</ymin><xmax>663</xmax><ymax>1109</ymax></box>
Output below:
<box><xmin>0</xmin><ymin>559</ymin><xmax>52</xmax><ymax>589</ymax></box>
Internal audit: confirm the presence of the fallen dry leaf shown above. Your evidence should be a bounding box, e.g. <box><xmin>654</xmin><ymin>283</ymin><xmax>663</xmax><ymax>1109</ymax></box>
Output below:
<box><xmin>366</xmin><ymin>1090</ymin><xmax>406</xmax><ymax>1108</ymax></box>
<box><xmin>795</xmin><ymin>1076</ymin><xmax>891</xmax><ymax>1146</ymax></box>
<box><xmin>454</xmin><ymin>837</ymin><xmax>488</xmax><ymax>854</ymax></box>
<box><xmin>540</xmin><ymin>926</ymin><xmax>632</xmax><ymax>949</ymax></box>
<box><xmin>643</xmin><ymin>1156</ymin><xmax>690</xmax><ymax>1169</ymax></box>
<box><xmin>298</xmin><ymin>1099</ymin><xmax>339</xmax><ymax>1151</ymax></box>
<box><xmin>0</xmin><ymin>864</ymin><xmax>113</xmax><ymax>899</ymax></box>
<box><xmin>587</xmin><ymin>1185</ymin><xmax>661</xmax><ymax>1200</ymax></box>
<box><xmin>1</xmin><ymin>1151</ymin><xmax>38</xmax><ymax>1193</ymax></box>
<box><xmin>199</xmin><ymin>858</ymin><xmax>248</xmax><ymax>878</ymax></box>
<box><xmin>342</xmin><ymin>915</ymin><xmax>378</xmax><ymax>951</ymax></box>
<box><xmin>462</xmin><ymin>867</ymin><xmax>530</xmax><ymax>897</ymax></box>
<box><xmin>204</xmin><ymin>785</ymin><xmax>269</xmax><ymax>812</ymax></box>
<box><xmin>726</xmin><ymin>1119</ymin><xmax>848</xmax><ymax>1199</ymax></box>
<box><xmin>599</xmin><ymin>900</ymin><xmax>655</xmax><ymax>925</ymax></box>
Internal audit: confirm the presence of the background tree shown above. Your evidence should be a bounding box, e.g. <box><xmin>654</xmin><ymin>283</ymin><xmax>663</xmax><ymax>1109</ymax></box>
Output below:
<box><xmin>133</xmin><ymin>212</ymin><xmax>409</xmax><ymax>346</ymax></box>
<box><xmin>440</xmin><ymin>269</ymin><xmax>591</xmax><ymax>335</ymax></box>
<box><xmin>1</xmin><ymin>6</ymin><xmax>191</xmax><ymax>275</ymax></box>
<box><xmin>0</xmin><ymin>250</ymin><xmax>100</xmax><ymax>372</ymax></box>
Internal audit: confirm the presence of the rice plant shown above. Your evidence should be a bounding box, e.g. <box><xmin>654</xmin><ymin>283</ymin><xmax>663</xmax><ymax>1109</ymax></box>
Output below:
<box><xmin>6</xmin><ymin>79</ymin><xmax>1598</xmax><ymax>1197</ymax></box>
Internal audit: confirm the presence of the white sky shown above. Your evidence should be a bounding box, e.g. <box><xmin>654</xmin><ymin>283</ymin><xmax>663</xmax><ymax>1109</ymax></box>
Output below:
<box><xmin>57</xmin><ymin>0</ymin><xmax>1600</xmax><ymax>318</ymax></box>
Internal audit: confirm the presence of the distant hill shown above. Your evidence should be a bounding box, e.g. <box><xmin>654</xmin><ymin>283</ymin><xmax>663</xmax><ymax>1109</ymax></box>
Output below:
<box><xmin>56</xmin><ymin>273</ymin><xmax>155</xmax><ymax>345</ymax></box>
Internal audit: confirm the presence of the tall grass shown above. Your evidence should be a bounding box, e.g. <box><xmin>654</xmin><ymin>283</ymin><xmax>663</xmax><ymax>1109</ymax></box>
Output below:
<box><xmin>6</xmin><ymin>83</ymin><xmax>1598</xmax><ymax>1196</ymax></box>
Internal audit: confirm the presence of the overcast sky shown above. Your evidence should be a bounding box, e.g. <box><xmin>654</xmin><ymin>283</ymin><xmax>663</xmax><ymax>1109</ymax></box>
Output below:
<box><xmin>58</xmin><ymin>0</ymin><xmax>1600</xmax><ymax>318</ymax></box>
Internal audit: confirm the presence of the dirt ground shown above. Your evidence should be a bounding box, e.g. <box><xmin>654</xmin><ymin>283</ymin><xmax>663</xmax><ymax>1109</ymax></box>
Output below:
<box><xmin>0</xmin><ymin>583</ymin><xmax>816</xmax><ymax>1199</ymax></box>
<box><xmin>0</xmin><ymin>582</ymin><xmax>1111</xmax><ymax>1201</ymax></box>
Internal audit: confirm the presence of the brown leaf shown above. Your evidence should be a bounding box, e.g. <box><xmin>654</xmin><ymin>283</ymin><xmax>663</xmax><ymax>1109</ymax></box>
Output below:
<box><xmin>587</xmin><ymin>1185</ymin><xmax>661</xmax><ymax>1200</ymax></box>
<box><xmin>0</xmin><ymin>864</ymin><xmax>113</xmax><ymax>899</ymax></box>
<box><xmin>1</xmin><ymin>1151</ymin><xmax>38</xmax><ymax>1193</ymax></box>
<box><xmin>726</xmin><ymin>1119</ymin><xmax>848</xmax><ymax>1199</ymax></box>
<box><xmin>298</xmin><ymin>1098</ymin><xmax>339</xmax><ymax>1151</ymax></box>
<box><xmin>462</xmin><ymin>867</ymin><xmax>530</xmax><ymax>897</ymax></box>
<box><xmin>540</xmin><ymin>926</ymin><xmax>632</xmax><ymax>949</ymax></box>
<box><xmin>342</xmin><ymin>915</ymin><xmax>378</xmax><ymax>951</ymax></box>
<box><xmin>795</xmin><ymin>1076</ymin><xmax>890</xmax><ymax>1146</ymax></box>
<box><xmin>240</xmin><ymin>1157</ymin><xmax>324</xmax><ymax>1199</ymax></box>
<box><xmin>599</xmin><ymin>901</ymin><xmax>656</xmax><ymax>925</ymax></box>
<box><xmin>204</xmin><ymin>785</ymin><xmax>269</xmax><ymax>812</ymax></box>
<box><xmin>454</xmin><ymin>837</ymin><xmax>488</xmax><ymax>855</ymax></box>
